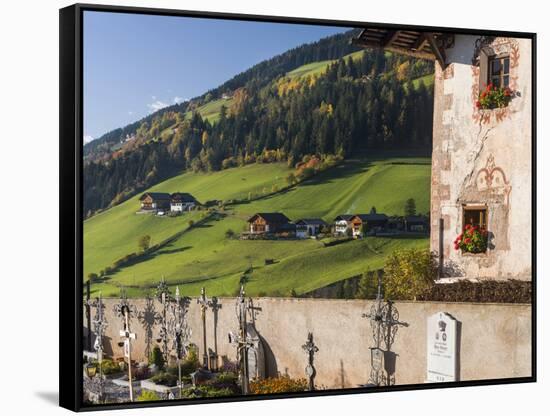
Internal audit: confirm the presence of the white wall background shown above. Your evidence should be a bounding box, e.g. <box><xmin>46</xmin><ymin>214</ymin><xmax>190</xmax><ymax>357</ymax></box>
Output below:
<box><xmin>0</xmin><ymin>0</ymin><xmax>546</xmax><ymax>414</ymax></box>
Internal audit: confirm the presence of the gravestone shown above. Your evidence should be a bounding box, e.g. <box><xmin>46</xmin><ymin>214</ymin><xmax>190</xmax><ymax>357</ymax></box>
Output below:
<box><xmin>246</xmin><ymin>323</ymin><xmax>266</xmax><ymax>380</ymax></box>
<box><xmin>426</xmin><ymin>312</ymin><xmax>458</xmax><ymax>382</ymax></box>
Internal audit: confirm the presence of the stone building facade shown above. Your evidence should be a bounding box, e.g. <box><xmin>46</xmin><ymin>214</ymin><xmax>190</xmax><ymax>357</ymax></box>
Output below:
<box><xmin>430</xmin><ymin>36</ymin><xmax>532</xmax><ymax>280</ymax></box>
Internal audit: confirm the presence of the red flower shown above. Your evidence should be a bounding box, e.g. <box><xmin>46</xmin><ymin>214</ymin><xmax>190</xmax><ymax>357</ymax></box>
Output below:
<box><xmin>464</xmin><ymin>238</ymin><xmax>472</xmax><ymax>244</ymax></box>
<box><xmin>476</xmin><ymin>101</ymin><xmax>481</xmax><ymax>108</ymax></box>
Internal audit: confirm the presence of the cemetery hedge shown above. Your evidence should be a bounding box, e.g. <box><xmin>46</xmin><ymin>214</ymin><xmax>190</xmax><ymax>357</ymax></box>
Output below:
<box><xmin>418</xmin><ymin>279</ymin><xmax>531</xmax><ymax>303</ymax></box>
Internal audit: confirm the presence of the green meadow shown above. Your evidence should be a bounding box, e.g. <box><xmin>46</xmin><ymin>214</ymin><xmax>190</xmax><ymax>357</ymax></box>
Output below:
<box><xmin>84</xmin><ymin>157</ymin><xmax>430</xmax><ymax>298</ymax></box>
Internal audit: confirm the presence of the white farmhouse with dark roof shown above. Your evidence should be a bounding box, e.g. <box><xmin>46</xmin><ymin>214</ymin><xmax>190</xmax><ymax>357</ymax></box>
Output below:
<box><xmin>170</xmin><ymin>192</ymin><xmax>198</xmax><ymax>212</ymax></box>
<box><xmin>295</xmin><ymin>218</ymin><xmax>328</xmax><ymax>239</ymax></box>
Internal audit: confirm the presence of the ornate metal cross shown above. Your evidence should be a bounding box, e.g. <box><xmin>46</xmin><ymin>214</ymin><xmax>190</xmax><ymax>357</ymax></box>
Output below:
<box><xmin>207</xmin><ymin>296</ymin><xmax>222</xmax><ymax>371</ymax></box>
<box><xmin>137</xmin><ymin>295</ymin><xmax>162</xmax><ymax>360</ymax></box>
<box><xmin>229</xmin><ymin>285</ymin><xmax>256</xmax><ymax>395</ymax></box>
<box><xmin>168</xmin><ymin>286</ymin><xmax>192</xmax><ymax>398</ymax></box>
<box><xmin>361</xmin><ymin>272</ymin><xmax>407</xmax><ymax>386</ymax></box>
<box><xmin>302</xmin><ymin>332</ymin><xmax>319</xmax><ymax>391</ymax></box>
<box><xmin>155</xmin><ymin>278</ymin><xmax>172</xmax><ymax>363</ymax></box>
<box><xmin>87</xmin><ymin>293</ymin><xmax>108</xmax><ymax>362</ymax></box>
<box><xmin>197</xmin><ymin>287</ymin><xmax>210</xmax><ymax>368</ymax></box>
<box><xmin>114</xmin><ymin>289</ymin><xmax>137</xmax><ymax>401</ymax></box>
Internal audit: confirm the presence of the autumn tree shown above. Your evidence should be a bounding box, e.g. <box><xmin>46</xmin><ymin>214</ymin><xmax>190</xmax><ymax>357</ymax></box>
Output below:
<box><xmin>138</xmin><ymin>235</ymin><xmax>151</xmax><ymax>252</ymax></box>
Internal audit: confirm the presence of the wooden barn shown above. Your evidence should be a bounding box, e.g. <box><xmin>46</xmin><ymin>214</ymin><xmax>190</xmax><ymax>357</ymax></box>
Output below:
<box><xmin>247</xmin><ymin>213</ymin><xmax>291</xmax><ymax>235</ymax></box>
<box><xmin>139</xmin><ymin>192</ymin><xmax>171</xmax><ymax>211</ymax></box>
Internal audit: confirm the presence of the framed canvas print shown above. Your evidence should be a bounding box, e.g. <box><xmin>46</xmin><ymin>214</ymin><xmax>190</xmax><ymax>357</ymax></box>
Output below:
<box><xmin>59</xmin><ymin>3</ymin><xmax>536</xmax><ymax>411</ymax></box>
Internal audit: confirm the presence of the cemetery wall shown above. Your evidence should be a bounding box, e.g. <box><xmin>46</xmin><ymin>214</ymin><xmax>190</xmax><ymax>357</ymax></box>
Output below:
<box><xmin>85</xmin><ymin>297</ymin><xmax>531</xmax><ymax>388</ymax></box>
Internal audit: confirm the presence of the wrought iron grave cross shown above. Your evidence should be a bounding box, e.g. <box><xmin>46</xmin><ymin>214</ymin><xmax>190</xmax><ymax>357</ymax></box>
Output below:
<box><xmin>155</xmin><ymin>278</ymin><xmax>172</xmax><ymax>363</ymax></box>
<box><xmin>228</xmin><ymin>285</ymin><xmax>255</xmax><ymax>395</ymax></box>
<box><xmin>197</xmin><ymin>287</ymin><xmax>210</xmax><ymax>368</ymax></box>
<box><xmin>302</xmin><ymin>332</ymin><xmax>319</xmax><ymax>391</ymax></box>
<box><xmin>207</xmin><ymin>296</ymin><xmax>222</xmax><ymax>371</ymax></box>
<box><xmin>361</xmin><ymin>272</ymin><xmax>407</xmax><ymax>386</ymax></box>
<box><xmin>168</xmin><ymin>286</ymin><xmax>192</xmax><ymax>398</ymax></box>
<box><xmin>114</xmin><ymin>289</ymin><xmax>137</xmax><ymax>401</ymax></box>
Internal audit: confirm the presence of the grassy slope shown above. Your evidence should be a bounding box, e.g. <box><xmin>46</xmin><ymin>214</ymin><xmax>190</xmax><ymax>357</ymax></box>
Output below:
<box><xmin>286</xmin><ymin>50</ymin><xmax>366</xmax><ymax>80</ymax></box>
<box><xmin>84</xmin><ymin>163</ymin><xmax>291</xmax><ymax>278</ymax></box>
<box><xmin>85</xmin><ymin>158</ymin><xmax>430</xmax><ymax>297</ymax></box>
<box><xmin>184</xmin><ymin>97</ymin><xmax>234</xmax><ymax>124</ymax></box>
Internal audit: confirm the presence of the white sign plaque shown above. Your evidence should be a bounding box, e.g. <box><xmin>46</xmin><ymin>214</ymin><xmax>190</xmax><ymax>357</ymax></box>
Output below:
<box><xmin>426</xmin><ymin>312</ymin><xmax>458</xmax><ymax>382</ymax></box>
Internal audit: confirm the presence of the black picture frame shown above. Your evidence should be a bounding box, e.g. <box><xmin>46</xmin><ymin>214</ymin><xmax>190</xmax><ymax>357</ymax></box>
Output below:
<box><xmin>59</xmin><ymin>3</ymin><xmax>537</xmax><ymax>412</ymax></box>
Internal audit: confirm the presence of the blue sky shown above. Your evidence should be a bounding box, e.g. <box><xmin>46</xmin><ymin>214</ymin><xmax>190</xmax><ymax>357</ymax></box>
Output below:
<box><xmin>83</xmin><ymin>11</ymin><xmax>350</xmax><ymax>142</ymax></box>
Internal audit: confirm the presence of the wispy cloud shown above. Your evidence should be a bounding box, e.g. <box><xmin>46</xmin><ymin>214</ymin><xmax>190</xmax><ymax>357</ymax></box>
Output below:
<box><xmin>83</xmin><ymin>135</ymin><xmax>94</xmax><ymax>144</ymax></box>
<box><xmin>147</xmin><ymin>95</ymin><xmax>187</xmax><ymax>113</ymax></box>
<box><xmin>148</xmin><ymin>99</ymin><xmax>169</xmax><ymax>113</ymax></box>
<box><xmin>128</xmin><ymin>110</ymin><xmax>134</xmax><ymax>116</ymax></box>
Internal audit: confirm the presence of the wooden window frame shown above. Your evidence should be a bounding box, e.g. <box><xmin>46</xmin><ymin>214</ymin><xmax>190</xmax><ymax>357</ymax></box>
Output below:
<box><xmin>462</xmin><ymin>205</ymin><xmax>488</xmax><ymax>229</ymax></box>
<box><xmin>487</xmin><ymin>54</ymin><xmax>510</xmax><ymax>88</ymax></box>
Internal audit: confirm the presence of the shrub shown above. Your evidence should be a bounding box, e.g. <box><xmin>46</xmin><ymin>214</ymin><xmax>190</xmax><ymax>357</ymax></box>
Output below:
<box><xmin>87</xmin><ymin>273</ymin><xmax>99</xmax><ymax>282</ymax></box>
<box><xmin>150</xmin><ymin>372</ymin><xmax>178</xmax><ymax>386</ymax></box>
<box><xmin>250</xmin><ymin>376</ymin><xmax>307</xmax><ymax>394</ymax></box>
<box><xmin>418</xmin><ymin>279</ymin><xmax>531</xmax><ymax>303</ymax></box>
<box><xmin>149</xmin><ymin>346</ymin><xmax>164</xmax><ymax>370</ymax></box>
<box><xmin>136</xmin><ymin>390</ymin><xmax>160</xmax><ymax>402</ymax></box>
<box><xmin>384</xmin><ymin>248</ymin><xmax>437</xmax><ymax>300</ymax></box>
<box><xmin>181</xmin><ymin>385</ymin><xmax>235</xmax><ymax>398</ymax></box>
<box><xmin>225</xmin><ymin>229</ymin><xmax>235</xmax><ymax>239</ymax></box>
<box><xmin>99</xmin><ymin>359</ymin><xmax>122</xmax><ymax>375</ymax></box>
<box><xmin>138</xmin><ymin>234</ymin><xmax>151</xmax><ymax>252</ymax></box>
<box><xmin>133</xmin><ymin>366</ymin><xmax>150</xmax><ymax>381</ymax></box>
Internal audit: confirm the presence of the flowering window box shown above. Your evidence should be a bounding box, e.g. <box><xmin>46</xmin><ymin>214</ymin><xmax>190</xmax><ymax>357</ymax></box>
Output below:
<box><xmin>476</xmin><ymin>83</ymin><xmax>514</xmax><ymax>110</ymax></box>
<box><xmin>454</xmin><ymin>224</ymin><xmax>489</xmax><ymax>254</ymax></box>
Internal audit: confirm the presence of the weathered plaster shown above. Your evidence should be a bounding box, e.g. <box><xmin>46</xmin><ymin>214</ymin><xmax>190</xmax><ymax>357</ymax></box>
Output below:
<box><xmin>430</xmin><ymin>35</ymin><xmax>532</xmax><ymax>280</ymax></box>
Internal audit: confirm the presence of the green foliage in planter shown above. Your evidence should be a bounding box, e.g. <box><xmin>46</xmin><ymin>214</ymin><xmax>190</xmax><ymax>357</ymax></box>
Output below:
<box><xmin>149</xmin><ymin>345</ymin><xmax>165</xmax><ymax>370</ymax></box>
<box><xmin>150</xmin><ymin>371</ymin><xmax>178</xmax><ymax>387</ymax></box>
<box><xmin>136</xmin><ymin>390</ymin><xmax>161</xmax><ymax>402</ymax></box>
<box><xmin>164</xmin><ymin>347</ymin><xmax>200</xmax><ymax>379</ymax></box>
<box><xmin>215</xmin><ymin>372</ymin><xmax>238</xmax><ymax>384</ymax></box>
<box><xmin>100</xmin><ymin>359</ymin><xmax>123</xmax><ymax>375</ymax></box>
<box><xmin>384</xmin><ymin>248</ymin><xmax>437</xmax><ymax>300</ymax></box>
<box><xmin>181</xmin><ymin>385</ymin><xmax>236</xmax><ymax>398</ymax></box>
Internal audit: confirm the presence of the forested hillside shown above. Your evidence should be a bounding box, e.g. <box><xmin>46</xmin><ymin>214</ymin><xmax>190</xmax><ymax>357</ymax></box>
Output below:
<box><xmin>83</xmin><ymin>29</ymin><xmax>434</xmax><ymax>217</ymax></box>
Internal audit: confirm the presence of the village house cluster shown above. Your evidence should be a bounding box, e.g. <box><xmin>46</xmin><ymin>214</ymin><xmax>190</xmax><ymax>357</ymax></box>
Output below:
<box><xmin>139</xmin><ymin>192</ymin><xmax>198</xmax><ymax>214</ymax></box>
<box><xmin>245</xmin><ymin>209</ymin><xmax>429</xmax><ymax>240</ymax></box>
